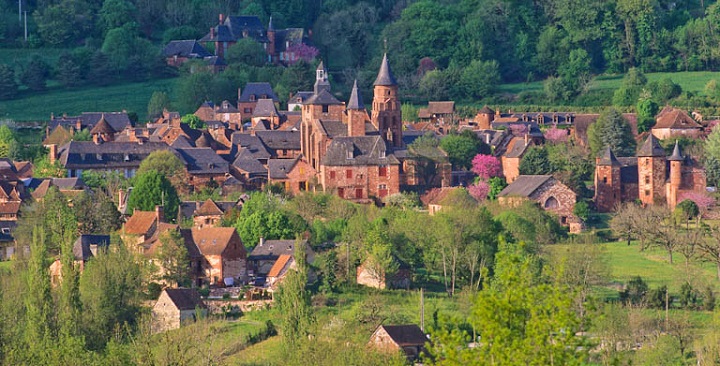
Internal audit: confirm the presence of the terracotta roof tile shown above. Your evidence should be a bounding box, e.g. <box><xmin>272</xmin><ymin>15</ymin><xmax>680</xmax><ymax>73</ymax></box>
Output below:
<box><xmin>123</xmin><ymin>211</ymin><xmax>157</xmax><ymax>235</ymax></box>
<box><xmin>268</xmin><ymin>254</ymin><xmax>292</xmax><ymax>278</ymax></box>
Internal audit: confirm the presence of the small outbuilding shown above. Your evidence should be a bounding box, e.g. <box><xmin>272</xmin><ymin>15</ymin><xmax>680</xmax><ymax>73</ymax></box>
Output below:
<box><xmin>369</xmin><ymin>324</ymin><xmax>428</xmax><ymax>361</ymax></box>
<box><xmin>152</xmin><ymin>288</ymin><xmax>207</xmax><ymax>333</ymax></box>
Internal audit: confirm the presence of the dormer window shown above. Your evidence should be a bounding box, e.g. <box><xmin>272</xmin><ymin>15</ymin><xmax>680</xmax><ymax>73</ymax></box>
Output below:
<box><xmin>124</xmin><ymin>154</ymin><xmax>130</xmax><ymax>161</ymax></box>
<box><xmin>379</xmin><ymin>150</ymin><xmax>386</xmax><ymax>158</ymax></box>
<box><xmin>96</xmin><ymin>154</ymin><xmax>103</xmax><ymax>161</ymax></box>
<box><xmin>249</xmin><ymin>95</ymin><xmax>256</xmax><ymax>102</ymax></box>
<box><xmin>346</xmin><ymin>150</ymin><xmax>354</xmax><ymax>159</ymax></box>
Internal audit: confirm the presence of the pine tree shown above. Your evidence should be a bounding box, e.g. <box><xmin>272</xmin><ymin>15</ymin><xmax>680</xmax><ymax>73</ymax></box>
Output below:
<box><xmin>0</xmin><ymin>64</ymin><xmax>18</xmax><ymax>100</ymax></box>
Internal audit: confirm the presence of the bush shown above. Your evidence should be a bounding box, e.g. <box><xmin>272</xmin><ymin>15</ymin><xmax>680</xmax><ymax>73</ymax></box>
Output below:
<box><xmin>198</xmin><ymin>286</ymin><xmax>210</xmax><ymax>297</ymax></box>
<box><xmin>620</xmin><ymin>276</ymin><xmax>648</xmax><ymax>306</ymax></box>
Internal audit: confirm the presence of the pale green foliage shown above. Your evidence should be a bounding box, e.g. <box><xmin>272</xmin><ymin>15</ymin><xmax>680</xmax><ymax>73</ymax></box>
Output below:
<box><xmin>275</xmin><ymin>241</ymin><xmax>314</xmax><ymax>345</ymax></box>
<box><xmin>34</xmin><ymin>154</ymin><xmax>67</xmax><ymax>178</ymax></box>
<box><xmin>137</xmin><ymin>149</ymin><xmax>187</xmax><ymax>191</ymax></box>
<box><xmin>127</xmin><ymin>169</ymin><xmax>179</xmax><ymax>221</ymax></box>
<box><xmin>147</xmin><ymin>91</ymin><xmax>171</xmax><ymax>119</ymax></box>
<box><xmin>156</xmin><ymin>230</ymin><xmax>190</xmax><ymax>287</ymax></box>
<box><xmin>0</xmin><ymin>125</ymin><xmax>18</xmax><ymax>159</ymax></box>
<box><xmin>180</xmin><ymin>114</ymin><xmax>206</xmax><ymax>129</ymax></box>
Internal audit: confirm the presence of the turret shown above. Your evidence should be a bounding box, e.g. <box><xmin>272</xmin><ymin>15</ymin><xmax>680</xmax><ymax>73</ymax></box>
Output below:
<box><xmin>594</xmin><ymin>147</ymin><xmax>622</xmax><ymax>212</ymax></box>
<box><xmin>637</xmin><ymin>134</ymin><xmax>667</xmax><ymax>205</ymax></box>
<box><xmin>347</xmin><ymin>80</ymin><xmax>367</xmax><ymax>137</ymax></box>
<box><xmin>668</xmin><ymin>140</ymin><xmax>683</xmax><ymax>187</ymax></box>
<box><xmin>314</xmin><ymin>61</ymin><xmax>330</xmax><ymax>95</ymax></box>
<box><xmin>371</xmin><ymin>54</ymin><xmax>402</xmax><ymax>147</ymax></box>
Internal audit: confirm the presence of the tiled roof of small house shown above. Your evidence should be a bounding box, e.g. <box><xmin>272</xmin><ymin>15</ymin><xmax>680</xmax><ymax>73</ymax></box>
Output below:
<box><xmin>161</xmin><ymin>40</ymin><xmax>212</xmax><ymax>58</ymax></box>
<box><xmin>304</xmin><ymin>89</ymin><xmax>342</xmax><ymax>105</ymax></box>
<box><xmin>252</xmin><ymin>99</ymin><xmax>280</xmax><ymax>118</ymax></box>
<box><xmin>427</xmin><ymin>101</ymin><xmax>454</xmax><ymax>115</ymax></box>
<box><xmin>654</xmin><ymin>108</ymin><xmax>702</xmax><ymax>129</ymax></box>
<box><xmin>162</xmin><ymin>288</ymin><xmax>206</xmax><ymax>310</ymax></box>
<box><xmin>289</xmin><ymin>91</ymin><xmax>314</xmax><ymax>105</ymax></box>
<box><xmin>504</xmin><ymin>138</ymin><xmax>531</xmax><ymax>158</ymax></box>
<box><xmin>123</xmin><ymin>211</ymin><xmax>158</xmax><ymax>235</ymax></box>
<box><xmin>89</xmin><ymin>115</ymin><xmax>116</xmax><ymax>135</ymax></box>
<box><xmin>195</xmin><ymin>199</ymin><xmax>224</xmax><ymax>216</ymax></box>
<box><xmin>175</xmin><ymin>148</ymin><xmax>229</xmax><ymax>175</ymax></box>
<box><xmin>248</xmin><ymin>239</ymin><xmax>311</xmax><ymax>260</ymax></box>
<box><xmin>239</xmin><ymin>83</ymin><xmax>278</xmax><ymax>103</ymax></box>
<box><xmin>49</xmin><ymin>112</ymin><xmax>132</xmax><ymax>133</ymax></box>
<box><xmin>215</xmin><ymin>100</ymin><xmax>239</xmax><ymax>113</ymax></box>
<box><xmin>231</xmin><ymin>133</ymin><xmax>272</xmax><ymax>160</ymax></box>
<box><xmin>72</xmin><ymin>234</ymin><xmax>110</xmax><ymax>261</ymax></box>
<box><xmin>268</xmin><ymin>254</ymin><xmax>293</xmax><ymax>278</ymax></box>
<box><xmin>268</xmin><ymin>158</ymin><xmax>299</xmax><ymax>180</ymax></box>
<box><xmin>478</xmin><ymin>105</ymin><xmax>494</xmax><ymax>114</ymax></box>
<box><xmin>375</xmin><ymin>325</ymin><xmax>427</xmax><ymax>347</ymax></box>
<box><xmin>317</xmin><ymin>120</ymin><xmax>348</xmax><ymax>138</ymax></box>
<box><xmin>255</xmin><ymin>130</ymin><xmax>301</xmax><ymax>151</ymax></box>
<box><xmin>43</xmin><ymin>125</ymin><xmax>74</xmax><ymax>145</ymax></box>
<box><xmin>497</xmin><ymin>175</ymin><xmax>554</xmax><ymax>198</ymax></box>
<box><xmin>322</xmin><ymin>136</ymin><xmax>399</xmax><ymax>166</ymax></box>
<box><xmin>58</xmin><ymin>141</ymin><xmax>176</xmax><ymax>170</ymax></box>
<box><xmin>186</xmin><ymin>227</ymin><xmax>243</xmax><ymax>256</ymax></box>
<box><xmin>232</xmin><ymin>148</ymin><xmax>267</xmax><ymax>175</ymax></box>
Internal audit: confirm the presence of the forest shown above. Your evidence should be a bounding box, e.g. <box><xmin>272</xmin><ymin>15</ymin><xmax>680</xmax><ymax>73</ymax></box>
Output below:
<box><xmin>2</xmin><ymin>0</ymin><xmax>720</xmax><ymax>112</ymax></box>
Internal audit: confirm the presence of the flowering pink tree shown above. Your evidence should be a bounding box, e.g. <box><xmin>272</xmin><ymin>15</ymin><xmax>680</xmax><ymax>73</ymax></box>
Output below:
<box><xmin>544</xmin><ymin>125</ymin><xmax>568</xmax><ymax>143</ymax></box>
<box><xmin>285</xmin><ymin>43</ymin><xmax>319</xmax><ymax>64</ymax></box>
<box><xmin>471</xmin><ymin>154</ymin><xmax>501</xmax><ymax>180</ymax></box>
<box><xmin>509</xmin><ymin>124</ymin><xmax>528</xmax><ymax>135</ymax></box>
<box><xmin>678</xmin><ymin>191</ymin><xmax>715</xmax><ymax>215</ymax></box>
<box><xmin>468</xmin><ymin>181</ymin><xmax>489</xmax><ymax>202</ymax></box>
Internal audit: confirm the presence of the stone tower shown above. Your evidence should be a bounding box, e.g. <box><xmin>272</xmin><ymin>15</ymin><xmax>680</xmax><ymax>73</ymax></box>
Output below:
<box><xmin>637</xmin><ymin>134</ymin><xmax>667</xmax><ymax>206</ymax></box>
<box><xmin>476</xmin><ymin>105</ymin><xmax>495</xmax><ymax>130</ymax></box>
<box><xmin>314</xmin><ymin>61</ymin><xmax>330</xmax><ymax>95</ymax></box>
<box><xmin>667</xmin><ymin>141</ymin><xmax>684</xmax><ymax>209</ymax></box>
<box><xmin>347</xmin><ymin>80</ymin><xmax>367</xmax><ymax>137</ymax></box>
<box><xmin>594</xmin><ymin>147</ymin><xmax>622</xmax><ymax>213</ymax></box>
<box><xmin>371</xmin><ymin>54</ymin><xmax>402</xmax><ymax>147</ymax></box>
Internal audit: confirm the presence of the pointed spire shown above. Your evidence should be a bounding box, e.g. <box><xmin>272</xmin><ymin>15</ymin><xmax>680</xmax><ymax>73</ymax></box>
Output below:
<box><xmin>598</xmin><ymin>147</ymin><xmax>620</xmax><ymax>166</ymax></box>
<box><xmin>314</xmin><ymin>60</ymin><xmax>330</xmax><ymax>95</ymax></box>
<box><xmin>637</xmin><ymin>134</ymin><xmax>665</xmax><ymax>157</ymax></box>
<box><xmin>268</xmin><ymin>15</ymin><xmax>274</xmax><ymax>31</ymax></box>
<box><xmin>668</xmin><ymin>140</ymin><xmax>684</xmax><ymax>161</ymax></box>
<box><xmin>347</xmin><ymin>80</ymin><xmax>364</xmax><ymax>110</ymax></box>
<box><xmin>373</xmin><ymin>53</ymin><xmax>397</xmax><ymax>86</ymax></box>
<box><xmin>316</xmin><ymin>60</ymin><xmax>325</xmax><ymax>72</ymax></box>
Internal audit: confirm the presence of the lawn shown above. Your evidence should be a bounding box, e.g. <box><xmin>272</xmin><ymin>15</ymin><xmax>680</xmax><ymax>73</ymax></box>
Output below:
<box><xmin>0</xmin><ymin>261</ymin><xmax>12</xmax><ymax>272</ymax></box>
<box><xmin>497</xmin><ymin>71</ymin><xmax>720</xmax><ymax>96</ymax></box>
<box><xmin>1</xmin><ymin>78</ymin><xmax>178</xmax><ymax>122</ymax></box>
<box><xmin>0</xmin><ymin>48</ymin><xmax>70</xmax><ymax>74</ymax></box>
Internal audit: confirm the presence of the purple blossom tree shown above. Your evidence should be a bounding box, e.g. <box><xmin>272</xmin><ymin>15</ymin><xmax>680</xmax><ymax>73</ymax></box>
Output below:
<box><xmin>471</xmin><ymin>154</ymin><xmax>501</xmax><ymax>180</ymax></box>
<box><xmin>678</xmin><ymin>191</ymin><xmax>715</xmax><ymax>214</ymax></box>
<box><xmin>284</xmin><ymin>43</ymin><xmax>319</xmax><ymax>64</ymax></box>
<box><xmin>468</xmin><ymin>181</ymin><xmax>489</xmax><ymax>202</ymax></box>
<box><xmin>509</xmin><ymin>124</ymin><xmax>528</xmax><ymax>136</ymax></box>
<box><xmin>544</xmin><ymin>125</ymin><xmax>568</xmax><ymax>143</ymax></box>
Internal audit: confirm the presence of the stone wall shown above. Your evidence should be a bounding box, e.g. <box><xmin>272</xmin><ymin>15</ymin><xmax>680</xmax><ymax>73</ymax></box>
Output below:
<box><xmin>501</xmin><ymin>156</ymin><xmax>521</xmax><ymax>183</ymax></box>
<box><xmin>204</xmin><ymin>299</ymin><xmax>273</xmax><ymax>314</ymax></box>
<box><xmin>529</xmin><ymin>179</ymin><xmax>576</xmax><ymax>220</ymax></box>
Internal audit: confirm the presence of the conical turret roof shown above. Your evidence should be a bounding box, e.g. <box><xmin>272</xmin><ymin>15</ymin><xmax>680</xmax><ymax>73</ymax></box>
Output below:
<box><xmin>668</xmin><ymin>141</ymin><xmax>684</xmax><ymax>161</ymax></box>
<box><xmin>598</xmin><ymin>147</ymin><xmax>621</xmax><ymax>166</ymax></box>
<box><xmin>373</xmin><ymin>53</ymin><xmax>397</xmax><ymax>86</ymax></box>
<box><xmin>637</xmin><ymin>134</ymin><xmax>665</xmax><ymax>157</ymax></box>
<box><xmin>347</xmin><ymin>80</ymin><xmax>365</xmax><ymax>110</ymax></box>
<box><xmin>90</xmin><ymin>114</ymin><xmax>116</xmax><ymax>135</ymax></box>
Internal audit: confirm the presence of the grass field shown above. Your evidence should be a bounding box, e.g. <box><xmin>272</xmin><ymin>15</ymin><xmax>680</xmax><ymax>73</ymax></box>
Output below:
<box><xmin>498</xmin><ymin>71</ymin><xmax>720</xmax><ymax>96</ymax></box>
<box><xmin>0</xmin><ymin>48</ymin><xmax>69</xmax><ymax>74</ymax></box>
<box><xmin>1</xmin><ymin>78</ymin><xmax>177</xmax><ymax>122</ymax></box>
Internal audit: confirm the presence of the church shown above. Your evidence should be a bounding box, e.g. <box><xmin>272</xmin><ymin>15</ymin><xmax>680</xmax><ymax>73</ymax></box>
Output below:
<box><xmin>300</xmin><ymin>55</ymin><xmax>403</xmax><ymax>202</ymax></box>
<box><xmin>594</xmin><ymin>134</ymin><xmax>706</xmax><ymax>212</ymax></box>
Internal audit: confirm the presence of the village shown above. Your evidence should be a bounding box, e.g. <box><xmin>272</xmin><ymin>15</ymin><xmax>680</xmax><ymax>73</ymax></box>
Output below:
<box><xmin>4</xmin><ymin>4</ymin><xmax>720</xmax><ymax>364</ymax></box>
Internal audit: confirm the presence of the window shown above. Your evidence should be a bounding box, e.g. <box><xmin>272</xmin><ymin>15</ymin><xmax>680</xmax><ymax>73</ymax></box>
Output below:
<box><xmin>355</xmin><ymin>188</ymin><xmax>363</xmax><ymax>198</ymax></box>
<box><xmin>645</xmin><ymin>158</ymin><xmax>650</xmax><ymax>166</ymax></box>
<box><xmin>379</xmin><ymin>165</ymin><xmax>387</xmax><ymax>177</ymax></box>
<box><xmin>299</xmin><ymin>181</ymin><xmax>307</xmax><ymax>191</ymax></box>
<box><xmin>244</xmin><ymin>108</ymin><xmax>252</xmax><ymax>113</ymax></box>
<box><xmin>330</xmin><ymin>171</ymin><xmax>336</xmax><ymax>179</ymax></box>
<box><xmin>346</xmin><ymin>170</ymin><xmax>352</xmax><ymax>179</ymax></box>
<box><xmin>379</xmin><ymin>150</ymin><xmax>386</xmax><ymax>158</ymax></box>
<box><xmin>338</xmin><ymin>188</ymin><xmax>344</xmax><ymax>197</ymax></box>
<box><xmin>346</xmin><ymin>150</ymin><xmax>353</xmax><ymax>159</ymax></box>
<box><xmin>249</xmin><ymin>95</ymin><xmax>256</xmax><ymax>102</ymax></box>
<box><xmin>124</xmin><ymin>154</ymin><xmax>130</xmax><ymax>161</ymax></box>
<box><xmin>602</xmin><ymin>177</ymin><xmax>607</xmax><ymax>184</ymax></box>
<box><xmin>645</xmin><ymin>190</ymin><xmax>651</xmax><ymax>196</ymax></box>
<box><xmin>322</xmin><ymin>105</ymin><xmax>329</xmax><ymax>113</ymax></box>
<box><xmin>544</xmin><ymin>197</ymin><xmax>559</xmax><ymax>209</ymax></box>
<box><xmin>645</xmin><ymin>176</ymin><xmax>650</xmax><ymax>184</ymax></box>
<box><xmin>96</xmin><ymin>153</ymin><xmax>103</xmax><ymax>161</ymax></box>
<box><xmin>378</xmin><ymin>184</ymin><xmax>387</xmax><ymax>190</ymax></box>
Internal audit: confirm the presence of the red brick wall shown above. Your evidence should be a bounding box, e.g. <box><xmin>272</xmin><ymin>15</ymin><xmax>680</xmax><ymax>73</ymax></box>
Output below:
<box><xmin>322</xmin><ymin>164</ymin><xmax>399</xmax><ymax>200</ymax></box>
<box><xmin>594</xmin><ymin>165</ymin><xmax>621</xmax><ymax>213</ymax></box>
<box><xmin>638</xmin><ymin>157</ymin><xmax>666</xmax><ymax>205</ymax></box>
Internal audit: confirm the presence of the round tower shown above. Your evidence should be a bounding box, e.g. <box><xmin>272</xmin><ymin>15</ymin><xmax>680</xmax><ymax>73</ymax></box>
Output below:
<box><xmin>371</xmin><ymin>54</ymin><xmax>402</xmax><ymax>147</ymax></box>
<box><xmin>667</xmin><ymin>141</ymin><xmax>684</xmax><ymax>208</ymax></box>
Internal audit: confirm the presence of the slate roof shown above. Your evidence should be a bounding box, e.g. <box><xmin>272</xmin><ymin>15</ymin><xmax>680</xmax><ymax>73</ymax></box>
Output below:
<box><xmin>216</xmin><ymin>100</ymin><xmax>239</xmax><ymax>113</ymax></box>
<box><xmin>162</xmin><ymin>40</ymin><xmax>212</xmax><ymax>58</ymax></box>
<box><xmin>72</xmin><ymin>234</ymin><xmax>110</xmax><ymax>261</ymax></box>
<box><xmin>31</xmin><ymin>177</ymin><xmax>87</xmax><ymax>199</ymax></box>
<box><xmin>426</xmin><ymin>101</ymin><xmax>454</xmax><ymax>115</ymax></box>
<box><xmin>59</xmin><ymin>141</ymin><xmax>175</xmax><ymax>170</ymax></box>
<box><xmin>504</xmin><ymin>138</ymin><xmax>531</xmax><ymax>158</ymax></box>
<box><xmin>288</xmin><ymin>91</ymin><xmax>314</xmax><ymax>105</ymax></box>
<box><xmin>195</xmin><ymin>199</ymin><xmax>223</xmax><ymax>216</ymax></box>
<box><xmin>49</xmin><ymin>112</ymin><xmax>132</xmax><ymax>133</ymax></box>
<box><xmin>376</xmin><ymin>325</ymin><xmax>427</xmax><ymax>347</ymax></box>
<box><xmin>304</xmin><ymin>89</ymin><xmax>342</xmax><ymax>106</ymax></box>
<box><xmin>322</xmin><ymin>136</ymin><xmax>399</xmax><ymax>166</ymax></box>
<box><xmin>668</xmin><ymin>141</ymin><xmax>684</xmax><ymax>161</ymax></box>
<box><xmin>252</xmin><ymin>99</ymin><xmax>280</xmax><ymax>117</ymax></box>
<box><xmin>232</xmin><ymin>148</ymin><xmax>267</xmax><ymax>175</ymax></box>
<box><xmin>186</xmin><ymin>227</ymin><xmax>243</xmax><ymax>256</ymax></box>
<box><xmin>239</xmin><ymin>83</ymin><xmax>278</xmax><ymax>103</ymax></box>
<box><xmin>317</xmin><ymin>120</ymin><xmax>348</xmax><ymax>138</ymax></box>
<box><xmin>637</xmin><ymin>134</ymin><xmax>665</xmax><ymax>157</ymax></box>
<box><xmin>89</xmin><ymin>115</ymin><xmax>116</xmax><ymax>135</ymax></box>
<box><xmin>226</xmin><ymin>15</ymin><xmax>268</xmax><ymax>42</ymax></box>
<box><xmin>175</xmin><ymin>148</ymin><xmax>229</xmax><ymax>175</ymax></box>
<box><xmin>598</xmin><ymin>147</ymin><xmax>621</xmax><ymax>166</ymax></box>
<box><xmin>163</xmin><ymin>288</ymin><xmax>205</xmax><ymax>311</ymax></box>
<box><xmin>268</xmin><ymin>158</ymin><xmax>299</xmax><ymax>180</ymax></box>
<box><xmin>248</xmin><ymin>239</ymin><xmax>311</xmax><ymax>261</ymax></box>
<box><xmin>478</xmin><ymin>105</ymin><xmax>495</xmax><ymax>114</ymax></box>
<box><xmin>255</xmin><ymin>130</ymin><xmax>301</xmax><ymax>151</ymax></box>
<box><xmin>374</xmin><ymin>53</ymin><xmax>397</xmax><ymax>86</ymax></box>
<box><xmin>231</xmin><ymin>133</ymin><xmax>271</xmax><ymax>160</ymax></box>
<box><xmin>498</xmin><ymin>175</ymin><xmax>554</xmax><ymax>198</ymax></box>
<box><xmin>654</xmin><ymin>108</ymin><xmax>702</xmax><ymax>129</ymax></box>
<box><xmin>200</xmin><ymin>24</ymin><xmax>236</xmax><ymax>42</ymax></box>
<box><xmin>347</xmin><ymin>80</ymin><xmax>365</xmax><ymax>110</ymax></box>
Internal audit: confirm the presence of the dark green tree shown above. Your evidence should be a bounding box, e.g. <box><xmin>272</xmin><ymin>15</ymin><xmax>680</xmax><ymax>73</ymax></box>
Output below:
<box><xmin>56</xmin><ymin>52</ymin><xmax>83</xmax><ymax>87</ymax></box>
<box><xmin>587</xmin><ymin>108</ymin><xmax>636</xmax><ymax>157</ymax></box>
<box><xmin>0</xmin><ymin>64</ymin><xmax>18</xmax><ymax>100</ymax></box>
<box><xmin>147</xmin><ymin>91</ymin><xmax>171</xmax><ymax>119</ymax></box>
<box><xmin>127</xmin><ymin>169</ymin><xmax>179</xmax><ymax>221</ymax></box>
<box><xmin>519</xmin><ymin>146</ymin><xmax>552</xmax><ymax>175</ymax></box>
<box><xmin>460</xmin><ymin>60</ymin><xmax>500</xmax><ymax>100</ymax></box>
<box><xmin>440</xmin><ymin>131</ymin><xmax>487</xmax><ymax>170</ymax></box>
<box><xmin>99</xmin><ymin>0</ymin><xmax>136</xmax><ymax>34</ymax></box>
<box><xmin>156</xmin><ymin>230</ymin><xmax>191</xmax><ymax>287</ymax></box>
<box><xmin>20</xmin><ymin>56</ymin><xmax>50</xmax><ymax>91</ymax></box>
<box><xmin>226</xmin><ymin>38</ymin><xmax>267</xmax><ymax>66</ymax></box>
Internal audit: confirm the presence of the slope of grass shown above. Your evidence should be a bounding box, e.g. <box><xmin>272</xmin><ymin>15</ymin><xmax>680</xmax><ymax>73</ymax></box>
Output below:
<box><xmin>0</xmin><ymin>48</ymin><xmax>70</xmax><ymax>74</ymax></box>
<box><xmin>498</xmin><ymin>71</ymin><xmax>720</xmax><ymax>96</ymax></box>
<box><xmin>1</xmin><ymin>78</ymin><xmax>177</xmax><ymax>122</ymax></box>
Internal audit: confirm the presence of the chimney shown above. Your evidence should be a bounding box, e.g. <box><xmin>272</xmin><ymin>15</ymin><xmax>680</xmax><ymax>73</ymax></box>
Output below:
<box><xmin>93</xmin><ymin>134</ymin><xmax>101</xmax><ymax>144</ymax></box>
<box><xmin>48</xmin><ymin>144</ymin><xmax>57</xmax><ymax>164</ymax></box>
<box><xmin>155</xmin><ymin>205</ymin><xmax>164</xmax><ymax>222</ymax></box>
<box><xmin>210</xmin><ymin>27</ymin><xmax>215</xmax><ymax>39</ymax></box>
<box><xmin>75</xmin><ymin>120</ymin><xmax>82</xmax><ymax>131</ymax></box>
<box><xmin>118</xmin><ymin>189</ymin><xmax>126</xmax><ymax>206</ymax></box>
<box><xmin>524</xmin><ymin>133</ymin><xmax>529</xmax><ymax>145</ymax></box>
<box><xmin>259</xmin><ymin>237</ymin><xmax>264</xmax><ymax>247</ymax></box>
<box><xmin>219</xmin><ymin>13</ymin><xmax>224</xmax><ymax>24</ymax></box>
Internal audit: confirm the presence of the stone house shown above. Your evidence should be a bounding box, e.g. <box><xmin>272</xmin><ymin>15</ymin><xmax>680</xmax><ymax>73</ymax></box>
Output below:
<box><xmin>152</xmin><ymin>288</ymin><xmax>207</xmax><ymax>333</ymax></box>
<box><xmin>54</xmin><ymin>141</ymin><xmax>175</xmax><ymax>178</ymax></box>
<box><xmin>255</xmin><ymin>130</ymin><xmax>301</xmax><ymax>159</ymax></box>
<box><xmin>49</xmin><ymin>235</ymin><xmax>110</xmax><ymax>286</ymax></box>
<box><xmin>46</xmin><ymin>112</ymin><xmax>132</xmax><ymax>143</ymax></box>
<box><xmin>237</xmin><ymin>82</ymin><xmax>279</xmax><ymax>121</ymax></box>
<box><xmin>247</xmin><ymin>238</ymin><xmax>313</xmax><ymax>277</ymax></box>
<box><xmin>266</xmin><ymin>254</ymin><xmax>295</xmax><ymax>288</ymax></box>
<box><xmin>417</xmin><ymin>101</ymin><xmax>455</xmax><ymax>125</ymax></box>
<box><xmin>369</xmin><ymin>324</ymin><xmax>427</xmax><ymax>362</ymax></box>
<box><xmin>161</xmin><ymin>40</ymin><xmax>212</xmax><ymax>67</ymax></box>
<box><xmin>175</xmin><ymin>147</ymin><xmax>229</xmax><ymax>190</ymax></box>
<box><xmin>356</xmin><ymin>257</ymin><xmax>411</xmax><ymax>290</ymax></box>
<box><xmin>121</xmin><ymin>206</ymin><xmax>165</xmax><ymax>249</ymax></box>
<box><xmin>181</xmin><ymin>227</ymin><xmax>246</xmax><ymax>286</ymax></box>
<box><xmin>268</xmin><ymin>157</ymin><xmax>316</xmax><ymax>194</ymax></box>
<box><xmin>420</xmin><ymin>187</ymin><xmax>468</xmax><ymax>216</ymax></box>
<box><xmin>498</xmin><ymin>175</ymin><xmax>579</xmax><ymax>231</ymax></box>
<box><xmin>498</xmin><ymin>136</ymin><xmax>532</xmax><ymax>183</ymax></box>
<box><xmin>178</xmin><ymin>199</ymin><xmax>241</xmax><ymax>229</ymax></box>
<box><xmin>651</xmin><ymin>107</ymin><xmax>703</xmax><ymax>140</ymax></box>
